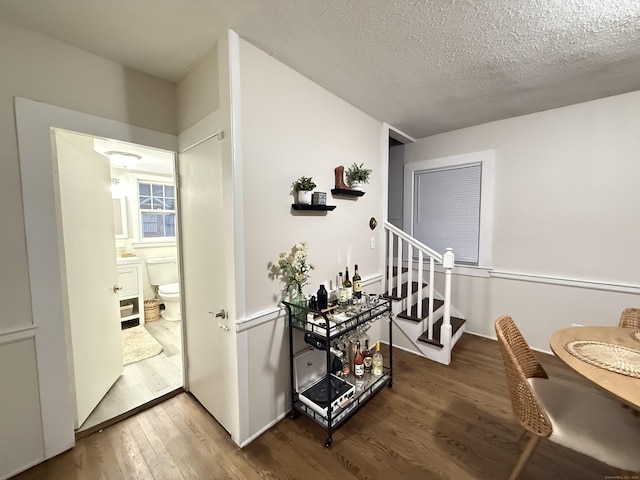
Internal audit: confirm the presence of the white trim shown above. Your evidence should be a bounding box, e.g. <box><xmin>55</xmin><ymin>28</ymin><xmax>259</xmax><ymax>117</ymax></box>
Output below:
<box><xmin>236</xmin><ymin>318</ymin><xmax>250</xmax><ymax>445</ymax></box>
<box><xmin>465</xmin><ymin>330</ymin><xmax>553</xmax><ymax>356</ymax></box>
<box><xmin>386</xmin><ymin>123</ymin><xmax>416</xmax><ymax>144</ymax></box>
<box><xmin>228</xmin><ymin>29</ymin><xmax>246</xmax><ymax>448</ymax></box>
<box><xmin>492</xmin><ymin>270</ymin><xmax>640</xmax><ymax>295</ymax></box>
<box><xmin>433</xmin><ymin>263</ymin><xmax>492</xmax><ymax>278</ymax></box>
<box><xmin>15</xmin><ymin>96</ymin><xmax>177</xmax><ymax>459</ymax></box>
<box><xmin>236</xmin><ymin>307</ymin><xmax>281</xmax><ymax>333</ymax></box>
<box><xmin>229</xmin><ymin>30</ymin><xmax>246</xmax><ymax>321</ymax></box>
<box><xmin>0</xmin><ymin>324</ymin><xmax>38</xmax><ymax>345</ymax></box>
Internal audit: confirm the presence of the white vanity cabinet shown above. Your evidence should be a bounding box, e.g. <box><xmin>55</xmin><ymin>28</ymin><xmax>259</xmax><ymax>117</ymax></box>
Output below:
<box><xmin>117</xmin><ymin>256</ymin><xmax>145</xmax><ymax>325</ymax></box>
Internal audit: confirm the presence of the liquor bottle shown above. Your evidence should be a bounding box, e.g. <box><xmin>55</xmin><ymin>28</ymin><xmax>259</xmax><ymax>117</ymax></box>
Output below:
<box><xmin>338</xmin><ymin>272</ymin><xmax>347</xmax><ymax>309</ymax></box>
<box><xmin>317</xmin><ymin>284</ymin><xmax>328</xmax><ymax>310</ymax></box>
<box><xmin>372</xmin><ymin>341</ymin><xmax>383</xmax><ymax>376</ymax></box>
<box><xmin>354</xmin><ymin>341</ymin><xmax>364</xmax><ymax>378</ymax></box>
<box><xmin>343</xmin><ymin>267</ymin><xmax>353</xmax><ymax>302</ymax></box>
<box><xmin>352</xmin><ymin>264</ymin><xmax>362</xmax><ymax>299</ymax></box>
<box><xmin>363</xmin><ymin>339</ymin><xmax>373</xmax><ymax>373</ymax></box>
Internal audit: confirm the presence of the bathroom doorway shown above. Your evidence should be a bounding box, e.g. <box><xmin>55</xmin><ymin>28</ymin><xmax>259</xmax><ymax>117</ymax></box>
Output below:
<box><xmin>54</xmin><ymin>129</ymin><xmax>185</xmax><ymax>436</ymax></box>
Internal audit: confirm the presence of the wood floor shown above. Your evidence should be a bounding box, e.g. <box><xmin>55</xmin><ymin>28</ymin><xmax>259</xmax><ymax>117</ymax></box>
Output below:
<box><xmin>77</xmin><ymin>319</ymin><xmax>183</xmax><ymax>434</ymax></box>
<box><xmin>15</xmin><ymin>334</ymin><xmax>631</xmax><ymax>479</ymax></box>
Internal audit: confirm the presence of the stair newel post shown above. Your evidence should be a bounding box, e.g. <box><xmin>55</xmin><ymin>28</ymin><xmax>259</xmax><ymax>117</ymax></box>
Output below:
<box><xmin>441</xmin><ymin>247</ymin><xmax>455</xmax><ymax>364</ymax></box>
<box><xmin>417</xmin><ymin>250</ymin><xmax>424</xmax><ymax>319</ymax></box>
<box><xmin>428</xmin><ymin>256</ymin><xmax>435</xmax><ymax>339</ymax></box>
<box><xmin>407</xmin><ymin>243</ymin><xmax>413</xmax><ymax>310</ymax></box>
<box><xmin>396</xmin><ymin>239</ymin><xmax>403</xmax><ymax>298</ymax></box>
<box><xmin>387</xmin><ymin>228</ymin><xmax>394</xmax><ymax>296</ymax></box>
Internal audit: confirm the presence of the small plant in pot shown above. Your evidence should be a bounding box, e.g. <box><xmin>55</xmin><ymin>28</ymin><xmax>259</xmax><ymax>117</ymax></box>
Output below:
<box><xmin>292</xmin><ymin>176</ymin><xmax>316</xmax><ymax>205</ymax></box>
<box><xmin>345</xmin><ymin>163</ymin><xmax>372</xmax><ymax>191</ymax></box>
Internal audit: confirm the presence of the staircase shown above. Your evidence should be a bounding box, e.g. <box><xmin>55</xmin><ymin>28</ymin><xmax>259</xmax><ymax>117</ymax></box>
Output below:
<box><xmin>383</xmin><ymin>222</ymin><xmax>466</xmax><ymax>365</ymax></box>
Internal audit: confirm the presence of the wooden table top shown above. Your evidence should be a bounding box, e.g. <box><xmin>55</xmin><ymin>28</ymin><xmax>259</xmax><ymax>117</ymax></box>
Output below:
<box><xmin>550</xmin><ymin>326</ymin><xmax>640</xmax><ymax>409</ymax></box>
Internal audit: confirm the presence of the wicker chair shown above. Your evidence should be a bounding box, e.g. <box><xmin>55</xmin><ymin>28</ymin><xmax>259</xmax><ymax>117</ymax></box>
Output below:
<box><xmin>619</xmin><ymin>308</ymin><xmax>640</xmax><ymax>329</ymax></box>
<box><xmin>494</xmin><ymin>315</ymin><xmax>640</xmax><ymax>479</ymax></box>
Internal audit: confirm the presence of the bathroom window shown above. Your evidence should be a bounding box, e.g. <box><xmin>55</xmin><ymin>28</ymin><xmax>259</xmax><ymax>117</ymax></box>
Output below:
<box><xmin>138</xmin><ymin>181</ymin><xmax>175</xmax><ymax>240</ymax></box>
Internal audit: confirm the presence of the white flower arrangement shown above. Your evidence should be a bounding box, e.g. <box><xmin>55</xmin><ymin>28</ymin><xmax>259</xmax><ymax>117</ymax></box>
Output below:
<box><xmin>276</xmin><ymin>241</ymin><xmax>314</xmax><ymax>297</ymax></box>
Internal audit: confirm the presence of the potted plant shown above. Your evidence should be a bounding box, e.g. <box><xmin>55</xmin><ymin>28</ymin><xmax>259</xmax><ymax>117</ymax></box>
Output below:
<box><xmin>292</xmin><ymin>176</ymin><xmax>316</xmax><ymax>205</ymax></box>
<box><xmin>345</xmin><ymin>163</ymin><xmax>372</xmax><ymax>191</ymax></box>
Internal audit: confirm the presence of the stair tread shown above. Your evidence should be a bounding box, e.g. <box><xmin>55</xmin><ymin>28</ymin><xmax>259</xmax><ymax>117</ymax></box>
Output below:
<box><xmin>383</xmin><ymin>281</ymin><xmax>429</xmax><ymax>301</ymax></box>
<box><xmin>396</xmin><ymin>298</ymin><xmax>445</xmax><ymax>322</ymax></box>
<box><xmin>417</xmin><ymin>317</ymin><xmax>466</xmax><ymax>349</ymax></box>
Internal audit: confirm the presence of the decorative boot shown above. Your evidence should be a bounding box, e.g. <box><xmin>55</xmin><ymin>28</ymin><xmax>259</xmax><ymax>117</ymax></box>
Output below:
<box><xmin>334</xmin><ymin>165</ymin><xmax>350</xmax><ymax>190</ymax></box>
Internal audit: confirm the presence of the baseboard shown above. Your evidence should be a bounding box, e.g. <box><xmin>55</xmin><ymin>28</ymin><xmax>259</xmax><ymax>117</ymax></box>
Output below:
<box><xmin>238</xmin><ymin>410</ymin><xmax>289</xmax><ymax>448</ymax></box>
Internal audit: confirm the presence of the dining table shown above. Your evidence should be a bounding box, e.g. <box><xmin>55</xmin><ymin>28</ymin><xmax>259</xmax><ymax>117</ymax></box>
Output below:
<box><xmin>549</xmin><ymin>326</ymin><xmax>640</xmax><ymax>409</ymax></box>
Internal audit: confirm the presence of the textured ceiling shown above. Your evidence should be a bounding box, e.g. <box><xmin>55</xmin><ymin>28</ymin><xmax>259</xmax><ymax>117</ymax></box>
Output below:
<box><xmin>1</xmin><ymin>0</ymin><xmax>639</xmax><ymax>138</ymax></box>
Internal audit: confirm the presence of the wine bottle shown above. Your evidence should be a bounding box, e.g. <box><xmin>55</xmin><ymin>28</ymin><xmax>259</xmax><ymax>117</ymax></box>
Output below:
<box><xmin>354</xmin><ymin>341</ymin><xmax>364</xmax><ymax>378</ymax></box>
<box><xmin>363</xmin><ymin>339</ymin><xmax>372</xmax><ymax>373</ymax></box>
<box><xmin>353</xmin><ymin>264</ymin><xmax>362</xmax><ymax>299</ymax></box>
<box><xmin>343</xmin><ymin>267</ymin><xmax>353</xmax><ymax>303</ymax></box>
<box><xmin>372</xmin><ymin>341</ymin><xmax>383</xmax><ymax>376</ymax></box>
<box><xmin>338</xmin><ymin>272</ymin><xmax>347</xmax><ymax>309</ymax></box>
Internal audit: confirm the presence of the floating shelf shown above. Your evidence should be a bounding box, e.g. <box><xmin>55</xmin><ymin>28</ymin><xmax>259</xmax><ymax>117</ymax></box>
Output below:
<box><xmin>331</xmin><ymin>188</ymin><xmax>365</xmax><ymax>197</ymax></box>
<box><xmin>291</xmin><ymin>204</ymin><xmax>336</xmax><ymax>211</ymax></box>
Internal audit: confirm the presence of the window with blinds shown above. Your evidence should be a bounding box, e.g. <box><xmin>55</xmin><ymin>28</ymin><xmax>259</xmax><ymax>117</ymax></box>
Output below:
<box><xmin>412</xmin><ymin>163</ymin><xmax>481</xmax><ymax>265</ymax></box>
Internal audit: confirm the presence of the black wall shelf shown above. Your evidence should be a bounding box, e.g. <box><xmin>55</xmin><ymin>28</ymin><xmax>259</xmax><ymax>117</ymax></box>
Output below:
<box><xmin>331</xmin><ymin>189</ymin><xmax>365</xmax><ymax>197</ymax></box>
<box><xmin>291</xmin><ymin>204</ymin><xmax>336</xmax><ymax>211</ymax></box>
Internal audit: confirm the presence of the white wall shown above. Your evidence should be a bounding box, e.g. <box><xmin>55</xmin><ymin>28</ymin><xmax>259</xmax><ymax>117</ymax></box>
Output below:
<box><xmin>0</xmin><ymin>19</ymin><xmax>176</xmax><ymax>479</ymax></box>
<box><xmin>176</xmin><ymin>43</ymin><xmax>220</xmax><ymax>132</ymax></box>
<box><xmin>403</xmin><ymin>91</ymin><xmax>640</xmax><ymax>351</ymax></box>
<box><xmin>236</xmin><ymin>38</ymin><xmax>386</xmax><ymax>443</ymax></box>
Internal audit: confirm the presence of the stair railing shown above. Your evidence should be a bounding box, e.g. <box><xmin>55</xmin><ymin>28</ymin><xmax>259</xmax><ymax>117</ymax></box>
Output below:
<box><xmin>384</xmin><ymin>221</ymin><xmax>455</xmax><ymax>344</ymax></box>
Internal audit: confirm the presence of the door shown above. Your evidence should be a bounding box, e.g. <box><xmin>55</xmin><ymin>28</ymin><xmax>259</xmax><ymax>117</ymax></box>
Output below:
<box><xmin>54</xmin><ymin>130</ymin><xmax>123</xmax><ymax>428</ymax></box>
<box><xmin>179</xmin><ymin>135</ymin><xmax>237</xmax><ymax>435</ymax></box>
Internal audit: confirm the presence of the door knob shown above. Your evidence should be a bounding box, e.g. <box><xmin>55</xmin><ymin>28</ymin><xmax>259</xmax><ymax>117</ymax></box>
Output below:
<box><xmin>113</xmin><ymin>285</ymin><xmax>123</xmax><ymax>293</ymax></box>
<box><xmin>209</xmin><ymin>309</ymin><xmax>226</xmax><ymax>319</ymax></box>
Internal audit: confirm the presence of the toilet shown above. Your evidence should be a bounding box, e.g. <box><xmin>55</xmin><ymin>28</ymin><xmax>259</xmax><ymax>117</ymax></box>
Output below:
<box><xmin>146</xmin><ymin>256</ymin><xmax>181</xmax><ymax>321</ymax></box>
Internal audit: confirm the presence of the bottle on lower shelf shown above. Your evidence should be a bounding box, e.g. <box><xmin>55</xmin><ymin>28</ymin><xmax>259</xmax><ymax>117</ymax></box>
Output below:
<box><xmin>372</xmin><ymin>341</ymin><xmax>383</xmax><ymax>376</ymax></box>
<box><xmin>354</xmin><ymin>341</ymin><xmax>364</xmax><ymax>378</ymax></box>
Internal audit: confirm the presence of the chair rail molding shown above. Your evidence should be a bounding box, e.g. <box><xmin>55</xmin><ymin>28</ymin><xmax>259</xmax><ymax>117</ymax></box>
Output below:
<box><xmin>491</xmin><ymin>270</ymin><xmax>640</xmax><ymax>295</ymax></box>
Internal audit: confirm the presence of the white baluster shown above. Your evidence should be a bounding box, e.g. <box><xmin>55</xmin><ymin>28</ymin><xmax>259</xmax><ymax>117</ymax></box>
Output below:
<box><xmin>417</xmin><ymin>250</ymin><xmax>424</xmax><ymax>319</ymax></box>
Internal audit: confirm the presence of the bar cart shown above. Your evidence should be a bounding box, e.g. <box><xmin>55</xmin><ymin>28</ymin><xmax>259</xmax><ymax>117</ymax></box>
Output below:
<box><xmin>283</xmin><ymin>295</ymin><xmax>393</xmax><ymax>448</ymax></box>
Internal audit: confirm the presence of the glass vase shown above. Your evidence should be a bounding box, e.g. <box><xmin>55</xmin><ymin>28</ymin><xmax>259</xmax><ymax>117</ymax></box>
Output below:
<box><xmin>290</xmin><ymin>288</ymin><xmax>308</xmax><ymax>326</ymax></box>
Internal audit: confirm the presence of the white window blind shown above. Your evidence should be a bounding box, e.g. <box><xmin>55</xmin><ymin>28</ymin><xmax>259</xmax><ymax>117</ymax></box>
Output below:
<box><xmin>413</xmin><ymin>163</ymin><xmax>481</xmax><ymax>265</ymax></box>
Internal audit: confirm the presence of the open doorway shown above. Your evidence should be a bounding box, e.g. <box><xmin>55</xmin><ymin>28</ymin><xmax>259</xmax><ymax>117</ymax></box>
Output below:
<box><xmin>53</xmin><ymin>130</ymin><xmax>184</xmax><ymax>436</ymax></box>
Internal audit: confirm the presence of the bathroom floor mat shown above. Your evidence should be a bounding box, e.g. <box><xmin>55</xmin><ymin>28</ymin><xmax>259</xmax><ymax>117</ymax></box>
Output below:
<box><xmin>122</xmin><ymin>325</ymin><xmax>164</xmax><ymax>366</ymax></box>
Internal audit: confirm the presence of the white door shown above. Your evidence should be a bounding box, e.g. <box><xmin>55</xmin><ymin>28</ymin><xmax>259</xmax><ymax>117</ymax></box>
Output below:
<box><xmin>54</xmin><ymin>131</ymin><xmax>123</xmax><ymax>428</ymax></box>
<box><xmin>179</xmin><ymin>135</ymin><xmax>237</xmax><ymax>435</ymax></box>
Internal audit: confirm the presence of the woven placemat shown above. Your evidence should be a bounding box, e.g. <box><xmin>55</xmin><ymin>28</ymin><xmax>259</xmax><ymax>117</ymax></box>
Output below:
<box><xmin>631</xmin><ymin>330</ymin><xmax>640</xmax><ymax>342</ymax></box>
<box><xmin>564</xmin><ymin>340</ymin><xmax>640</xmax><ymax>379</ymax></box>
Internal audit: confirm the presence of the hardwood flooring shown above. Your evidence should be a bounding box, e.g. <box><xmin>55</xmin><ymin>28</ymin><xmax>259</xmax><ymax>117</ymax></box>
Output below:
<box><xmin>16</xmin><ymin>334</ymin><xmax>632</xmax><ymax>479</ymax></box>
<box><xmin>77</xmin><ymin>319</ymin><xmax>183</xmax><ymax>434</ymax></box>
